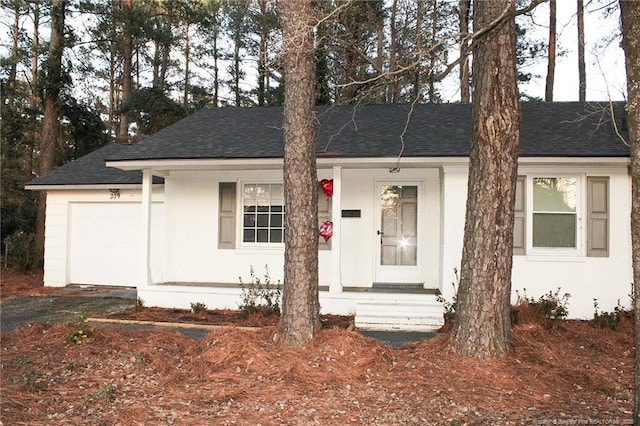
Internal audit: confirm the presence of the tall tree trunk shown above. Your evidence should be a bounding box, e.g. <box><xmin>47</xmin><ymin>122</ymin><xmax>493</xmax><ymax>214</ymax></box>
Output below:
<box><xmin>29</xmin><ymin>0</ymin><xmax>41</xmax><ymax>177</ymax></box>
<box><xmin>233</xmin><ymin>31</ymin><xmax>242</xmax><ymax>106</ymax></box>
<box><xmin>7</xmin><ymin>0</ymin><xmax>21</xmax><ymax>108</ymax></box>
<box><xmin>619</xmin><ymin>2</ymin><xmax>640</xmax><ymax>423</ymax></box>
<box><xmin>36</xmin><ymin>0</ymin><xmax>66</xmax><ymax>265</ymax></box>
<box><xmin>276</xmin><ymin>0</ymin><xmax>321</xmax><ymax>347</ymax></box>
<box><xmin>388</xmin><ymin>0</ymin><xmax>399</xmax><ymax>103</ymax></box>
<box><xmin>376</xmin><ymin>12</ymin><xmax>384</xmax><ymax>103</ymax></box>
<box><xmin>459</xmin><ymin>0</ymin><xmax>471</xmax><ymax>103</ymax></box>
<box><xmin>577</xmin><ymin>0</ymin><xmax>586</xmax><ymax>102</ymax></box>
<box><xmin>213</xmin><ymin>33</ymin><xmax>219</xmax><ymax>107</ymax></box>
<box><xmin>545</xmin><ymin>0</ymin><xmax>556</xmax><ymax>101</ymax></box>
<box><xmin>414</xmin><ymin>0</ymin><xmax>423</xmax><ymax>102</ymax></box>
<box><xmin>257</xmin><ymin>0</ymin><xmax>268</xmax><ymax>106</ymax></box>
<box><xmin>117</xmin><ymin>0</ymin><xmax>133</xmax><ymax>144</ymax></box>
<box><xmin>30</xmin><ymin>0</ymin><xmax>40</xmax><ymax>110</ymax></box>
<box><xmin>184</xmin><ymin>23</ymin><xmax>190</xmax><ymax>107</ymax></box>
<box><xmin>452</xmin><ymin>0</ymin><xmax>520</xmax><ymax>360</ymax></box>
<box><xmin>427</xmin><ymin>0</ymin><xmax>438</xmax><ymax>102</ymax></box>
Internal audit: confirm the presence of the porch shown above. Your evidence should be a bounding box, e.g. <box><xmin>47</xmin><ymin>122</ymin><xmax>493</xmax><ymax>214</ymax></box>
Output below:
<box><xmin>137</xmin><ymin>282</ymin><xmax>445</xmax><ymax>332</ymax></box>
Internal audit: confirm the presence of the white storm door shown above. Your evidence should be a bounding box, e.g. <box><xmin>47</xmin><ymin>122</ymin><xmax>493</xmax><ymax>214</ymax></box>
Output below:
<box><xmin>375</xmin><ymin>183</ymin><xmax>422</xmax><ymax>283</ymax></box>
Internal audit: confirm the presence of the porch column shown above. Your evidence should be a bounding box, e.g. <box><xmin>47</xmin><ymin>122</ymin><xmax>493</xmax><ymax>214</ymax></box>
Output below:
<box><xmin>140</xmin><ymin>169</ymin><xmax>153</xmax><ymax>288</ymax></box>
<box><xmin>330</xmin><ymin>166</ymin><xmax>343</xmax><ymax>293</ymax></box>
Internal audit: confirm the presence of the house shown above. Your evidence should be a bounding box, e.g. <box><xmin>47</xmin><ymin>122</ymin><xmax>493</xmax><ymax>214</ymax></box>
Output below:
<box><xmin>26</xmin><ymin>102</ymin><xmax>632</xmax><ymax>331</ymax></box>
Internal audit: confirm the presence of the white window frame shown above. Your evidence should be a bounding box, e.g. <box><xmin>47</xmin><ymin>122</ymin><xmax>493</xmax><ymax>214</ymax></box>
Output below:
<box><xmin>526</xmin><ymin>174</ymin><xmax>584</xmax><ymax>256</ymax></box>
<box><xmin>240</xmin><ymin>181</ymin><xmax>285</xmax><ymax>248</ymax></box>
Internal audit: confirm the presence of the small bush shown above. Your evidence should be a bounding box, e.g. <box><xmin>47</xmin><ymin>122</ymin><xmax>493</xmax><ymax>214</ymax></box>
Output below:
<box><xmin>591</xmin><ymin>299</ymin><xmax>631</xmax><ymax>330</ymax></box>
<box><xmin>190</xmin><ymin>302</ymin><xmax>207</xmax><ymax>314</ymax></box>
<box><xmin>435</xmin><ymin>268</ymin><xmax>459</xmax><ymax>326</ymax></box>
<box><xmin>4</xmin><ymin>231</ymin><xmax>37</xmax><ymax>272</ymax></box>
<box><xmin>238</xmin><ymin>265</ymin><xmax>281</xmax><ymax>317</ymax></box>
<box><xmin>134</xmin><ymin>297</ymin><xmax>145</xmax><ymax>311</ymax></box>
<box><xmin>513</xmin><ymin>288</ymin><xmax>570</xmax><ymax>329</ymax></box>
<box><xmin>68</xmin><ymin>314</ymin><xmax>95</xmax><ymax>344</ymax></box>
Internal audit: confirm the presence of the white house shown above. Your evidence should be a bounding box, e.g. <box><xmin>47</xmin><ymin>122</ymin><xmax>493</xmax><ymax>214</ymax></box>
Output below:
<box><xmin>26</xmin><ymin>102</ymin><xmax>632</xmax><ymax>331</ymax></box>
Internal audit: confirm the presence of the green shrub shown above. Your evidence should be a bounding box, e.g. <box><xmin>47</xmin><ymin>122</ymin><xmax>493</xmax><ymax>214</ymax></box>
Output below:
<box><xmin>591</xmin><ymin>299</ymin><xmax>631</xmax><ymax>330</ymax></box>
<box><xmin>514</xmin><ymin>288</ymin><xmax>570</xmax><ymax>328</ymax></box>
<box><xmin>190</xmin><ymin>302</ymin><xmax>207</xmax><ymax>314</ymax></box>
<box><xmin>4</xmin><ymin>231</ymin><xmax>37</xmax><ymax>272</ymax></box>
<box><xmin>68</xmin><ymin>314</ymin><xmax>95</xmax><ymax>344</ymax></box>
<box><xmin>238</xmin><ymin>265</ymin><xmax>281</xmax><ymax>317</ymax></box>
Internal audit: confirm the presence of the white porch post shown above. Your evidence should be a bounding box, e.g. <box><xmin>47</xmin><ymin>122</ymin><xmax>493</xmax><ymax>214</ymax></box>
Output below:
<box><xmin>330</xmin><ymin>166</ymin><xmax>343</xmax><ymax>293</ymax></box>
<box><xmin>140</xmin><ymin>169</ymin><xmax>153</xmax><ymax>288</ymax></box>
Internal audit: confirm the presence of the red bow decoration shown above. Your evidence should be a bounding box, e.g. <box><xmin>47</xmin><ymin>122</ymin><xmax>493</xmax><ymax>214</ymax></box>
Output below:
<box><xmin>320</xmin><ymin>179</ymin><xmax>333</xmax><ymax>198</ymax></box>
<box><xmin>319</xmin><ymin>220</ymin><xmax>333</xmax><ymax>242</ymax></box>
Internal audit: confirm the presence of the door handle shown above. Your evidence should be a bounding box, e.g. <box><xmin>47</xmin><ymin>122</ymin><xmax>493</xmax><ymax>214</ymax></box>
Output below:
<box><xmin>377</xmin><ymin>230</ymin><xmax>384</xmax><ymax>235</ymax></box>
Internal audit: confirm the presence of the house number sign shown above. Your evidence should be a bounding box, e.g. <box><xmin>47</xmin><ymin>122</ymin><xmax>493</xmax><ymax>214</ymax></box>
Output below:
<box><xmin>109</xmin><ymin>189</ymin><xmax>121</xmax><ymax>199</ymax></box>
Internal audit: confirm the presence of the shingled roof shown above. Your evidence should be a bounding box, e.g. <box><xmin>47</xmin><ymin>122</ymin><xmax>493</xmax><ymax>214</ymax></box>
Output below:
<box><xmin>26</xmin><ymin>143</ymin><xmax>164</xmax><ymax>187</ymax></box>
<box><xmin>106</xmin><ymin>101</ymin><xmax>629</xmax><ymax>162</ymax></box>
<box><xmin>28</xmin><ymin>102</ymin><xmax>629</xmax><ymax>187</ymax></box>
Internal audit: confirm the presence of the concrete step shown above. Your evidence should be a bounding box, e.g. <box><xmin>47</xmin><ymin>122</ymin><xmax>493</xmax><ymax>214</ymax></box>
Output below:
<box><xmin>355</xmin><ymin>302</ymin><xmax>444</xmax><ymax>332</ymax></box>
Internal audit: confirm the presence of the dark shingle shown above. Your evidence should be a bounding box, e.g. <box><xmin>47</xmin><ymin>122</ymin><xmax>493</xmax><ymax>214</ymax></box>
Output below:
<box><xmin>26</xmin><ymin>144</ymin><xmax>164</xmax><ymax>186</ymax></box>
<box><xmin>30</xmin><ymin>102</ymin><xmax>629</xmax><ymax>187</ymax></box>
<box><xmin>106</xmin><ymin>102</ymin><xmax>629</xmax><ymax>162</ymax></box>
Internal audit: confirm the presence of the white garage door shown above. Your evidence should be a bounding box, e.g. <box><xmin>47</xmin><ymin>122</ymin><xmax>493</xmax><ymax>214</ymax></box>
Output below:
<box><xmin>68</xmin><ymin>202</ymin><xmax>164</xmax><ymax>286</ymax></box>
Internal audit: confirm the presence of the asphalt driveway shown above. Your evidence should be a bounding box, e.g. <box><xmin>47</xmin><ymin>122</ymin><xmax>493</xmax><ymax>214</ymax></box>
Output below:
<box><xmin>1</xmin><ymin>287</ymin><xmax>136</xmax><ymax>334</ymax></box>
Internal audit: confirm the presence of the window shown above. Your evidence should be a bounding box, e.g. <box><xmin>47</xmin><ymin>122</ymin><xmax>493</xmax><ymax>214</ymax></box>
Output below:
<box><xmin>218</xmin><ymin>181</ymin><xmax>334</xmax><ymax>249</ymax></box>
<box><xmin>242</xmin><ymin>183</ymin><xmax>284</xmax><ymax>244</ymax></box>
<box><xmin>532</xmin><ymin>177</ymin><xmax>577</xmax><ymax>248</ymax></box>
<box><xmin>513</xmin><ymin>176</ymin><xmax>609</xmax><ymax>257</ymax></box>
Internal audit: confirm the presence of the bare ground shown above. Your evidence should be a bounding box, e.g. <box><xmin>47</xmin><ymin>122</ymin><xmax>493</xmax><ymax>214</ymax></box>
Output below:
<box><xmin>0</xmin><ymin>271</ymin><xmax>635</xmax><ymax>425</ymax></box>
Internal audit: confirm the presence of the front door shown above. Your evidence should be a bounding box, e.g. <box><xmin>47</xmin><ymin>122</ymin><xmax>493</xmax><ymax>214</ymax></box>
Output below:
<box><xmin>375</xmin><ymin>183</ymin><xmax>421</xmax><ymax>284</ymax></box>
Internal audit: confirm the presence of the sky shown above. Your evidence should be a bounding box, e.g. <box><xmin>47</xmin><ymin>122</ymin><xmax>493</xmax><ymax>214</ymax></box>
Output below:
<box><xmin>519</xmin><ymin>0</ymin><xmax>627</xmax><ymax>102</ymax></box>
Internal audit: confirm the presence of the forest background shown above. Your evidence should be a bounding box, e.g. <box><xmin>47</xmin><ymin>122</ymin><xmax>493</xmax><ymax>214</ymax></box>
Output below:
<box><xmin>0</xmin><ymin>0</ymin><xmax>628</xmax><ymax>269</ymax></box>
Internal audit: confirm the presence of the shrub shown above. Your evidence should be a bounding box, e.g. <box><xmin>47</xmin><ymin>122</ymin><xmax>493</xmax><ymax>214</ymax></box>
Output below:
<box><xmin>238</xmin><ymin>265</ymin><xmax>281</xmax><ymax>317</ymax></box>
<box><xmin>190</xmin><ymin>302</ymin><xmax>207</xmax><ymax>314</ymax></box>
<box><xmin>4</xmin><ymin>231</ymin><xmax>37</xmax><ymax>272</ymax></box>
<box><xmin>591</xmin><ymin>299</ymin><xmax>632</xmax><ymax>330</ymax></box>
<box><xmin>68</xmin><ymin>314</ymin><xmax>95</xmax><ymax>344</ymax></box>
<box><xmin>513</xmin><ymin>288</ymin><xmax>570</xmax><ymax>329</ymax></box>
<box><xmin>435</xmin><ymin>268</ymin><xmax>459</xmax><ymax>326</ymax></box>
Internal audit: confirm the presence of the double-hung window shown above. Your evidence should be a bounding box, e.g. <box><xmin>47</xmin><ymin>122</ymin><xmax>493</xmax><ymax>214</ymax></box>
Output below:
<box><xmin>532</xmin><ymin>177</ymin><xmax>578</xmax><ymax>249</ymax></box>
<box><xmin>513</xmin><ymin>175</ymin><xmax>609</xmax><ymax>257</ymax></box>
<box><xmin>242</xmin><ymin>183</ymin><xmax>284</xmax><ymax>244</ymax></box>
<box><xmin>218</xmin><ymin>181</ymin><xmax>332</xmax><ymax>249</ymax></box>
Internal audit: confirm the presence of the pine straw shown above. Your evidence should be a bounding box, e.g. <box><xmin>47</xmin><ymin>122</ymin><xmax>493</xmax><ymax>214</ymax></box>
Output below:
<box><xmin>1</xmin><ymin>315</ymin><xmax>634</xmax><ymax>425</ymax></box>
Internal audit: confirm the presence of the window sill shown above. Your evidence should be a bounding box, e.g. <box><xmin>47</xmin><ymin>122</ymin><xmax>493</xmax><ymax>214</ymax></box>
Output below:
<box><xmin>517</xmin><ymin>253</ymin><xmax>586</xmax><ymax>263</ymax></box>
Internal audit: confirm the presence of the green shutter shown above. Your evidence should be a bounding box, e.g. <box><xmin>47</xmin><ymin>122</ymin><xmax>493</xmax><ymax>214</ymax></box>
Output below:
<box><xmin>513</xmin><ymin>176</ymin><xmax>526</xmax><ymax>255</ymax></box>
<box><xmin>587</xmin><ymin>177</ymin><xmax>609</xmax><ymax>257</ymax></box>
<box><xmin>218</xmin><ymin>182</ymin><xmax>236</xmax><ymax>249</ymax></box>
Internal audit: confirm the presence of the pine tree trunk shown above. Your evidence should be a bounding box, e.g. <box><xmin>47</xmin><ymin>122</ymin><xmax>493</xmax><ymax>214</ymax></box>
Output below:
<box><xmin>184</xmin><ymin>23</ymin><xmax>190</xmax><ymax>107</ymax></box>
<box><xmin>7</xmin><ymin>1</ymin><xmax>20</xmax><ymax>108</ymax></box>
<box><xmin>388</xmin><ymin>0</ymin><xmax>399</xmax><ymax>104</ymax></box>
<box><xmin>619</xmin><ymin>2</ymin><xmax>640</xmax><ymax>423</ymax></box>
<box><xmin>30</xmin><ymin>1</ymin><xmax>40</xmax><ymax>110</ymax></box>
<box><xmin>36</xmin><ymin>0</ymin><xmax>66</xmax><ymax>265</ymax></box>
<box><xmin>577</xmin><ymin>0</ymin><xmax>586</xmax><ymax>102</ymax></box>
<box><xmin>545</xmin><ymin>0</ymin><xmax>556</xmax><ymax>101</ymax></box>
<box><xmin>117</xmin><ymin>0</ymin><xmax>133</xmax><ymax>144</ymax></box>
<box><xmin>452</xmin><ymin>0</ymin><xmax>520</xmax><ymax>360</ymax></box>
<box><xmin>276</xmin><ymin>0</ymin><xmax>321</xmax><ymax>347</ymax></box>
<box><xmin>459</xmin><ymin>0</ymin><xmax>471</xmax><ymax>103</ymax></box>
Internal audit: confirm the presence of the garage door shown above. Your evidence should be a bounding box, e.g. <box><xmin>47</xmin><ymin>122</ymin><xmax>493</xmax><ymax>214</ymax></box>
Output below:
<box><xmin>68</xmin><ymin>202</ymin><xmax>165</xmax><ymax>286</ymax></box>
